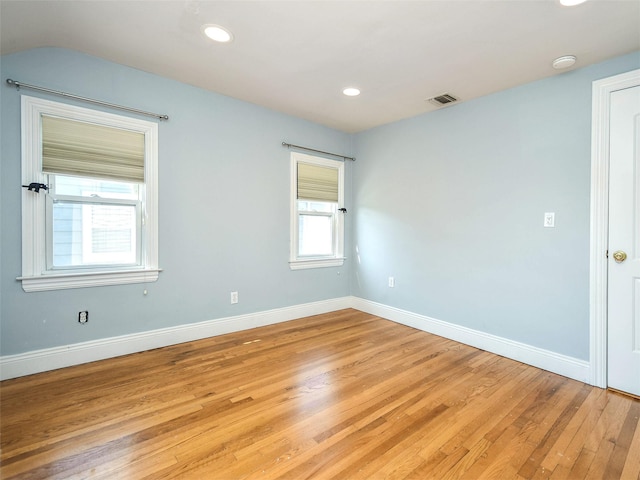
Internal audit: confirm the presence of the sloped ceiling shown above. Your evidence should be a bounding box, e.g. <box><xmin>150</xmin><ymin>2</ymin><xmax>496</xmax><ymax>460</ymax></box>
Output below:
<box><xmin>1</xmin><ymin>0</ymin><xmax>639</xmax><ymax>132</ymax></box>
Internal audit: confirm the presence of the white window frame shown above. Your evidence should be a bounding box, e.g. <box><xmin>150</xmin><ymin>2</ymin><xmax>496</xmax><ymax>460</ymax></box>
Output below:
<box><xmin>290</xmin><ymin>152</ymin><xmax>345</xmax><ymax>270</ymax></box>
<box><xmin>18</xmin><ymin>95</ymin><xmax>160</xmax><ymax>292</ymax></box>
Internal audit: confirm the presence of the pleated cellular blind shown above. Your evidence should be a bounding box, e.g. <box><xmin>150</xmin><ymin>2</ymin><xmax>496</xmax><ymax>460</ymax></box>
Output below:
<box><xmin>297</xmin><ymin>162</ymin><xmax>339</xmax><ymax>202</ymax></box>
<box><xmin>42</xmin><ymin>115</ymin><xmax>145</xmax><ymax>182</ymax></box>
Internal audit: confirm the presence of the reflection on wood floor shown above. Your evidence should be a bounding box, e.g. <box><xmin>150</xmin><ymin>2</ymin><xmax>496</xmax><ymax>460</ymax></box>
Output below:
<box><xmin>2</xmin><ymin>309</ymin><xmax>639</xmax><ymax>479</ymax></box>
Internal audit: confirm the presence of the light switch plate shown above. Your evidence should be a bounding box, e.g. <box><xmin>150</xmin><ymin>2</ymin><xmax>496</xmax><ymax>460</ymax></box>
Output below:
<box><xmin>544</xmin><ymin>212</ymin><xmax>555</xmax><ymax>228</ymax></box>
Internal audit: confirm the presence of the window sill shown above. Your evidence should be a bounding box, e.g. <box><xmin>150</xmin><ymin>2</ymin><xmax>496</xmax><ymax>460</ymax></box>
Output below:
<box><xmin>289</xmin><ymin>257</ymin><xmax>345</xmax><ymax>270</ymax></box>
<box><xmin>18</xmin><ymin>268</ymin><xmax>162</xmax><ymax>292</ymax></box>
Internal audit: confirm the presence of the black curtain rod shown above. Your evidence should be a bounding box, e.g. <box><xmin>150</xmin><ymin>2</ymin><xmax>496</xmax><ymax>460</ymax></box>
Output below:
<box><xmin>282</xmin><ymin>142</ymin><xmax>355</xmax><ymax>161</ymax></box>
<box><xmin>5</xmin><ymin>79</ymin><xmax>169</xmax><ymax>121</ymax></box>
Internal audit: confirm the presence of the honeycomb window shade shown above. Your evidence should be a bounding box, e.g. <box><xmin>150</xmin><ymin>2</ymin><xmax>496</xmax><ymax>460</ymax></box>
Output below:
<box><xmin>42</xmin><ymin>115</ymin><xmax>145</xmax><ymax>182</ymax></box>
<box><xmin>297</xmin><ymin>162</ymin><xmax>338</xmax><ymax>202</ymax></box>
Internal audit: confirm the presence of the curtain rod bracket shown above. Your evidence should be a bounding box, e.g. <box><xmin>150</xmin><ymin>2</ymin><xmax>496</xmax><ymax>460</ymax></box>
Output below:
<box><xmin>6</xmin><ymin>78</ymin><xmax>169</xmax><ymax>121</ymax></box>
<box><xmin>282</xmin><ymin>141</ymin><xmax>355</xmax><ymax>161</ymax></box>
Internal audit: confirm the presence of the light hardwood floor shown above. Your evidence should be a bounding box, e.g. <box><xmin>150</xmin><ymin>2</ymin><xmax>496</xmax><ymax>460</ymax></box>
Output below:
<box><xmin>1</xmin><ymin>309</ymin><xmax>639</xmax><ymax>479</ymax></box>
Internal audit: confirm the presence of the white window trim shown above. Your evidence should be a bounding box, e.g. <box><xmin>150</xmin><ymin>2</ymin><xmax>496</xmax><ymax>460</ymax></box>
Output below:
<box><xmin>18</xmin><ymin>95</ymin><xmax>160</xmax><ymax>292</ymax></box>
<box><xmin>289</xmin><ymin>152</ymin><xmax>345</xmax><ymax>270</ymax></box>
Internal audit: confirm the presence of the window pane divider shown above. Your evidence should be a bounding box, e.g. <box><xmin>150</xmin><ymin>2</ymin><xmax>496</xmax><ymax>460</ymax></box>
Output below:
<box><xmin>299</xmin><ymin>211</ymin><xmax>334</xmax><ymax>217</ymax></box>
<box><xmin>49</xmin><ymin>194</ymin><xmax>140</xmax><ymax>207</ymax></box>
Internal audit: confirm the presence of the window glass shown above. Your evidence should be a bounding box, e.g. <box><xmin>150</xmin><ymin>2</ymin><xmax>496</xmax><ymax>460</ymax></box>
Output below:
<box><xmin>51</xmin><ymin>200</ymin><xmax>138</xmax><ymax>267</ymax></box>
<box><xmin>297</xmin><ymin>200</ymin><xmax>334</xmax><ymax>213</ymax></box>
<box><xmin>52</xmin><ymin>175</ymin><xmax>138</xmax><ymax>199</ymax></box>
<box><xmin>298</xmin><ymin>212</ymin><xmax>334</xmax><ymax>256</ymax></box>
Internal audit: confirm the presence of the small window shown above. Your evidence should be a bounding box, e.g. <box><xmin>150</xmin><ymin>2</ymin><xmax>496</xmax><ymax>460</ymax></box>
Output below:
<box><xmin>290</xmin><ymin>152</ymin><xmax>345</xmax><ymax>269</ymax></box>
<box><xmin>19</xmin><ymin>96</ymin><xmax>159</xmax><ymax>292</ymax></box>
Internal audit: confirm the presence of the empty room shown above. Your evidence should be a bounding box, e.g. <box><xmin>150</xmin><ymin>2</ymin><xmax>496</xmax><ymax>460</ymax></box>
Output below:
<box><xmin>1</xmin><ymin>0</ymin><xmax>640</xmax><ymax>478</ymax></box>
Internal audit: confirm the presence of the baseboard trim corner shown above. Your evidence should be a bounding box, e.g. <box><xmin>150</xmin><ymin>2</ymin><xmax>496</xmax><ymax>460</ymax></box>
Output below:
<box><xmin>1</xmin><ymin>295</ymin><xmax>592</xmax><ymax>385</ymax></box>
<box><xmin>350</xmin><ymin>297</ymin><xmax>591</xmax><ymax>384</ymax></box>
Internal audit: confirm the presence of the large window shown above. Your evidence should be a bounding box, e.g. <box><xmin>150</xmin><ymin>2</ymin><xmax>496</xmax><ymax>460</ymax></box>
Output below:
<box><xmin>19</xmin><ymin>96</ymin><xmax>159</xmax><ymax>292</ymax></box>
<box><xmin>290</xmin><ymin>152</ymin><xmax>345</xmax><ymax>269</ymax></box>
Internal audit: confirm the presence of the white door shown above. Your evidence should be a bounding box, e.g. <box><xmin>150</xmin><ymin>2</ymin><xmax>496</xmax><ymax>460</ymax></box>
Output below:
<box><xmin>608</xmin><ymin>84</ymin><xmax>640</xmax><ymax>396</ymax></box>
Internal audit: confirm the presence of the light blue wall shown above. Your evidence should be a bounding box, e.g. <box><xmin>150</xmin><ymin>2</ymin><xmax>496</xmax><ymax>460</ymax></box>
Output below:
<box><xmin>0</xmin><ymin>47</ymin><xmax>352</xmax><ymax>356</ymax></box>
<box><xmin>2</xmin><ymin>47</ymin><xmax>639</xmax><ymax>363</ymax></box>
<box><xmin>352</xmin><ymin>52</ymin><xmax>640</xmax><ymax>361</ymax></box>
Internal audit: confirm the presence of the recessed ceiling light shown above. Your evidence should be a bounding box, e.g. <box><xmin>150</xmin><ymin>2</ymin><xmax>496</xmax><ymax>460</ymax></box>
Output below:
<box><xmin>202</xmin><ymin>24</ymin><xmax>233</xmax><ymax>43</ymax></box>
<box><xmin>343</xmin><ymin>87</ymin><xmax>361</xmax><ymax>97</ymax></box>
<box><xmin>552</xmin><ymin>55</ymin><xmax>577</xmax><ymax>69</ymax></box>
<box><xmin>559</xmin><ymin>0</ymin><xmax>588</xmax><ymax>6</ymax></box>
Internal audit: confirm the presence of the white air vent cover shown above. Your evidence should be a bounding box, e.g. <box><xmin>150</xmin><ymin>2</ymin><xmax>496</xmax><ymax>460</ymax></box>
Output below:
<box><xmin>428</xmin><ymin>93</ymin><xmax>458</xmax><ymax>106</ymax></box>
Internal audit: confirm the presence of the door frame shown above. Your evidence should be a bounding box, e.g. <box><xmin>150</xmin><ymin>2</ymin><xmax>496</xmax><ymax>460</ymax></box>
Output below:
<box><xmin>590</xmin><ymin>68</ymin><xmax>640</xmax><ymax>388</ymax></box>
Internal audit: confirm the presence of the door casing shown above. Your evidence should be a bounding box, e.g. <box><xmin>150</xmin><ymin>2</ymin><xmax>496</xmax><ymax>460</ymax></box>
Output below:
<box><xmin>589</xmin><ymin>68</ymin><xmax>640</xmax><ymax>388</ymax></box>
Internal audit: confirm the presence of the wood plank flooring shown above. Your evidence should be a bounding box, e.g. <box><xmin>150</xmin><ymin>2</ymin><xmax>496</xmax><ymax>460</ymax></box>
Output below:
<box><xmin>1</xmin><ymin>308</ymin><xmax>639</xmax><ymax>479</ymax></box>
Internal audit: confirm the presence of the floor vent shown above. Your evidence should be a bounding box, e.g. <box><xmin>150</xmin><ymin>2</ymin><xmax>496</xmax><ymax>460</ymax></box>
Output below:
<box><xmin>428</xmin><ymin>93</ymin><xmax>458</xmax><ymax>106</ymax></box>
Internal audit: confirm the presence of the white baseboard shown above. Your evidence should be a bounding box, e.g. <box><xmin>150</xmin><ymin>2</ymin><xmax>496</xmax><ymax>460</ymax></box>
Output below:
<box><xmin>0</xmin><ymin>296</ymin><xmax>591</xmax><ymax>384</ymax></box>
<box><xmin>0</xmin><ymin>297</ymin><xmax>352</xmax><ymax>380</ymax></box>
<box><xmin>350</xmin><ymin>297</ymin><xmax>591</xmax><ymax>384</ymax></box>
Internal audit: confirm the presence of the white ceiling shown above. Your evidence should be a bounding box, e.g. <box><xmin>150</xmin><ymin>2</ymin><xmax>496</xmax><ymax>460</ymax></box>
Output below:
<box><xmin>1</xmin><ymin>0</ymin><xmax>639</xmax><ymax>133</ymax></box>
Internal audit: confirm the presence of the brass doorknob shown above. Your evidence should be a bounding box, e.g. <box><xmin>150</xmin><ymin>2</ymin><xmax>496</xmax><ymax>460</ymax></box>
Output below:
<box><xmin>613</xmin><ymin>250</ymin><xmax>627</xmax><ymax>263</ymax></box>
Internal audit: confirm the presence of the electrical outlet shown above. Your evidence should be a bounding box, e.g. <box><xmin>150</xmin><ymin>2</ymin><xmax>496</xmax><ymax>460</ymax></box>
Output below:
<box><xmin>78</xmin><ymin>311</ymin><xmax>89</xmax><ymax>324</ymax></box>
<box><xmin>388</xmin><ymin>277</ymin><xmax>395</xmax><ymax>288</ymax></box>
<box><xmin>230</xmin><ymin>291</ymin><xmax>238</xmax><ymax>304</ymax></box>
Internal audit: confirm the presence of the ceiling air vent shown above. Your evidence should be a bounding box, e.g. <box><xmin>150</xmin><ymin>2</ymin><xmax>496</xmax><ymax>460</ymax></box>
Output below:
<box><xmin>428</xmin><ymin>93</ymin><xmax>458</xmax><ymax>107</ymax></box>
